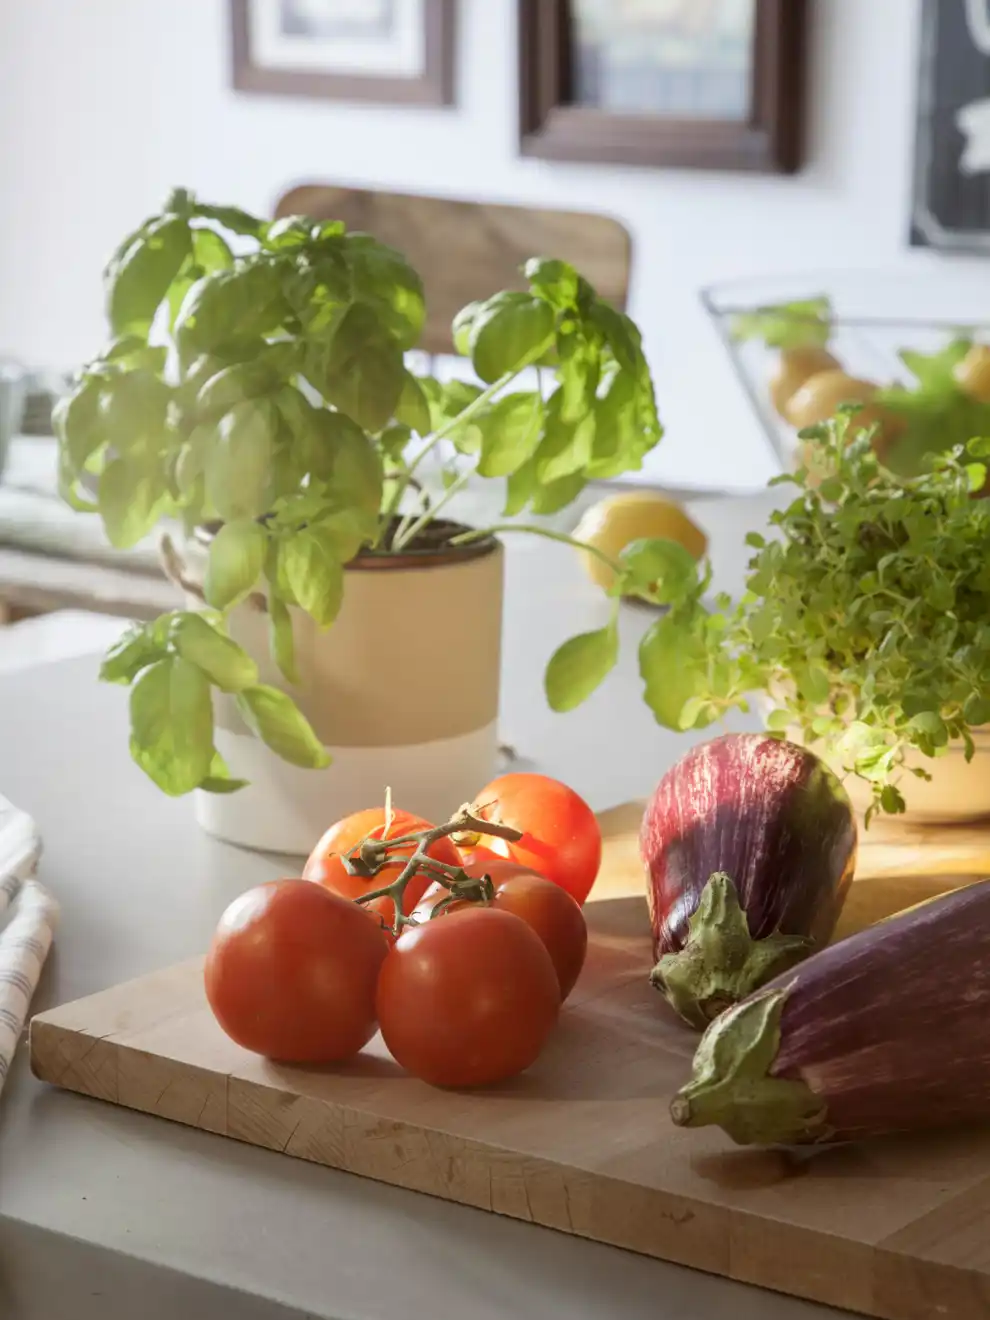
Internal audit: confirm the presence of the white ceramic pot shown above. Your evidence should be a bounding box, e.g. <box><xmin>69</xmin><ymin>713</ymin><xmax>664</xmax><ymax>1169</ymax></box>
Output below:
<box><xmin>184</xmin><ymin>530</ymin><xmax>503</xmax><ymax>855</ymax></box>
<box><xmin>755</xmin><ymin>696</ymin><xmax>990</xmax><ymax>824</ymax></box>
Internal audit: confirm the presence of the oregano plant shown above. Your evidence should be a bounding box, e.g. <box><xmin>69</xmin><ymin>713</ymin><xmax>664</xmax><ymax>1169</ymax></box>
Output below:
<box><xmin>55</xmin><ymin>189</ymin><xmax>676</xmax><ymax>796</ymax></box>
<box><xmin>636</xmin><ymin>407</ymin><xmax>990</xmax><ymax>821</ymax></box>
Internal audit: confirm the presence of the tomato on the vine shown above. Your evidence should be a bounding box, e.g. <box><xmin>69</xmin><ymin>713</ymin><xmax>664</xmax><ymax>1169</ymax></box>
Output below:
<box><xmin>413</xmin><ymin>860</ymin><xmax>588</xmax><ymax>1000</ymax></box>
<box><xmin>464</xmin><ymin>773</ymin><xmax>601</xmax><ymax>905</ymax></box>
<box><xmin>376</xmin><ymin>906</ymin><xmax>560</xmax><ymax>1087</ymax></box>
<box><xmin>303</xmin><ymin>807</ymin><xmax>462</xmax><ymax>931</ymax></box>
<box><xmin>204</xmin><ymin>880</ymin><xmax>389</xmax><ymax>1063</ymax></box>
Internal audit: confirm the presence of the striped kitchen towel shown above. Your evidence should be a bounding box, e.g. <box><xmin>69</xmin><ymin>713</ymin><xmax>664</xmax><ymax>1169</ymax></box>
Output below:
<box><xmin>0</xmin><ymin>794</ymin><xmax>57</xmax><ymax>1096</ymax></box>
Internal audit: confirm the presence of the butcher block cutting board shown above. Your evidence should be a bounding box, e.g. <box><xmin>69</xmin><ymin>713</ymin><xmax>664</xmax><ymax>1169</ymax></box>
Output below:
<box><xmin>29</xmin><ymin>804</ymin><xmax>990</xmax><ymax>1320</ymax></box>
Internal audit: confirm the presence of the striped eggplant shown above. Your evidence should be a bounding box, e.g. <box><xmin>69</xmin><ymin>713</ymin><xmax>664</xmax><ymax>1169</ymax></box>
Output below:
<box><xmin>642</xmin><ymin>733</ymin><xmax>857</xmax><ymax>1028</ymax></box>
<box><xmin>670</xmin><ymin>879</ymin><xmax>990</xmax><ymax>1145</ymax></box>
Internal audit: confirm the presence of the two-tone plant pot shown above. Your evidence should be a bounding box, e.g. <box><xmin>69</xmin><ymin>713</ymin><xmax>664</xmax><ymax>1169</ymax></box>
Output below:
<box><xmin>183</xmin><ymin>525</ymin><xmax>503</xmax><ymax>855</ymax></box>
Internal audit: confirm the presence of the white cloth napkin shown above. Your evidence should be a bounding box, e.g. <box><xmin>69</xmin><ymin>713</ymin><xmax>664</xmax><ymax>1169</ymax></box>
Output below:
<box><xmin>0</xmin><ymin>794</ymin><xmax>57</xmax><ymax>1096</ymax></box>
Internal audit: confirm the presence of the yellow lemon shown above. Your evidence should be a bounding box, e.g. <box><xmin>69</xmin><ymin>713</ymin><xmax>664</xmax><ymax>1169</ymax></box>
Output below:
<box><xmin>572</xmin><ymin>492</ymin><xmax>708</xmax><ymax>593</ymax></box>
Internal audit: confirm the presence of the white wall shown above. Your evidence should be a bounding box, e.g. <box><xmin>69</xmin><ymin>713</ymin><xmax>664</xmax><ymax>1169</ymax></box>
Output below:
<box><xmin>0</xmin><ymin>0</ymin><xmax>969</xmax><ymax>489</ymax></box>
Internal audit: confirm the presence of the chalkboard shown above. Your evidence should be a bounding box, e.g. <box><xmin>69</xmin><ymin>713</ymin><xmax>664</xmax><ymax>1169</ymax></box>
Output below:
<box><xmin>912</xmin><ymin>0</ymin><xmax>990</xmax><ymax>251</ymax></box>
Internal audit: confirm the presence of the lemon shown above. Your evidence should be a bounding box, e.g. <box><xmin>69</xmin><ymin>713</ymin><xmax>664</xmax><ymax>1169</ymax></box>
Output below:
<box><xmin>572</xmin><ymin>492</ymin><xmax>708</xmax><ymax>593</ymax></box>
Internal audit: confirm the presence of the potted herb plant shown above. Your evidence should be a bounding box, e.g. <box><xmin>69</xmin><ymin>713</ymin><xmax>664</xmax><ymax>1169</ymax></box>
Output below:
<box><xmin>54</xmin><ymin>189</ymin><xmax>675</xmax><ymax>852</ymax></box>
<box><xmin>638</xmin><ymin>409</ymin><xmax>990</xmax><ymax>824</ymax></box>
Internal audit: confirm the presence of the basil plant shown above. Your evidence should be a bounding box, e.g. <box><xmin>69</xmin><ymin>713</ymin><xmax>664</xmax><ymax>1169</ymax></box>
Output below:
<box><xmin>54</xmin><ymin>189</ymin><xmax>679</xmax><ymax>796</ymax></box>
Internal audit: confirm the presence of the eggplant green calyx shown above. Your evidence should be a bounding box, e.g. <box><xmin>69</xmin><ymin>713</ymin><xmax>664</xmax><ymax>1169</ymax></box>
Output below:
<box><xmin>649</xmin><ymin>872</ymin><xmax>813</xmax><ymax>1030</ymax></box>
<box><xmin>669</xmin><ymin>984</ymin><xmax>829</xmax><ymax>1146</ymax></box>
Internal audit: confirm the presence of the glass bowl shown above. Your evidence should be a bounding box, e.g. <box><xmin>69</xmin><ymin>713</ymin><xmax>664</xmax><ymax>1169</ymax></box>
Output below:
<box><xmin>701</xmin><ymin>269</ymin><xmax>990</xmax><ymax>475</ymax></box>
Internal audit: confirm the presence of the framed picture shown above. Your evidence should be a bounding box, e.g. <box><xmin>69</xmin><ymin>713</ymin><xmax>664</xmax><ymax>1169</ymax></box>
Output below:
<box><xmin>230</xmin><ymin>0</ymin><xmax>455</xmax><ymax>105</ymax></box>
<box><xmin>519</xmin><ymin>0</ymin><xmax>807</xmax><ymax>173</ymax></box>
<box><xmin>912</xmin><ymin>0</ymin><xmax>990</xmax><ymax>252</ymax></box>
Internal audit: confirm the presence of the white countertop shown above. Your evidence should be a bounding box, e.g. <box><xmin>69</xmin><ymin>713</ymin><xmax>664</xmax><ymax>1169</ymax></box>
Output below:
<box><xmin>0</xmin><ymin>494</ymin><xmax>842</xmax><ymax>1320</ymax></box>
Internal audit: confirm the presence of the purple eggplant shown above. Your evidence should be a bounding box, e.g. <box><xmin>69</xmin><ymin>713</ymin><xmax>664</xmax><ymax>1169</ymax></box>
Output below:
<box><xmin>642</xmin><ymin>733</ymin><xmax>856</xmax><ymax>1028</ymax></box>
<box><xmin>670</xmin><ymin>879</ymin><xmax>990</xmax><ymax>1145</ymax></box>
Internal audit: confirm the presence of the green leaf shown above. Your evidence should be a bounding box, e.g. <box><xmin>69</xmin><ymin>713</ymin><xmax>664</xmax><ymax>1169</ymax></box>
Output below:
<box><xmin>530</xmin><ymin>472</ymin><xmax>586</xmax><ymax>515</ymax></box>
<box><xmin>174</xmin><ymin>263</ymin><xmax>285</xmax><ymax>355</ymax></box>
<box><xmin>198</xmin><ymin>749</ymin><xmax>248</xmax><ymax>794</ymax></box>
<box><xmin>206</xmin><ymin>400</ymin><xmax>275</xmax><ymax>522</ymax></box>
<box><xmin>968</xmin><ymin>436</ymin><xmax>990</xmax><ymax>459</ymax></box>
<box><xmin>503</xmin><ymin>458</ymin><xmax>538</xmax><ymax>516</ymax></box>
<box><xmin>477</xmin><ymin>394</ymin><xmax>544</xmax><ymax>478</ymax></box>
<box><xmin>796</xmin><ymin>664</ymin><xmax>831</xmax><ymax>706</ymax></box>
<box><xmin>235</xmin><ymin>685</ymin><xmax>330</xmax><ymax>769</ymax></box>
<box><xmin>452</xmin><ymin>302</ymin><xmax>483</xmax><ymax>356</ymax></box>
<box><xmin>99</xmin><ymin>619</ymin><xmax>171</xmax><ymax>685</ymax></box>
<box><xmin>348</xmin><ymin>239</ymin><xmax>425</xmax><ymax>350</ymax></box>
<box><xmin>729</xmin><ymin>297</ymin><xmax>832</xmax><ymax>350</ymax></box>
<box><xmin>129</xmin><ymin>656</ymin><xmax>214</xmax><ymax>796</ymax></box>
<box><xmin>556</xmin><ymin>332</ymin><xmax>600</xmax><ymax>424</ymax></box>
<box><xmin>394</xmin><ymin>372</ymin><xmax>432</xmax><ymax>435</ymax></box>
<box><xmin>544</xmin><ymin>622</ymin><xmax>618</xmax><ymax>713</ymax></box>
<box><xmin>321</xmin><ymin>413</ymin><xmax>384</xmax><ymax>515</ymax></box>
<box><xmin>639</xmin><ymin>614</ymin><xmax>706</xmax><ymax>730</ymax></box>
<box><xmin>908</xmin><ymin>711</ymin><xmax>948</xmax><ymax>743</ymax></box>
<box><xmin>967</xmin><ymin>462</ymin><xmax>987</xmax><ymax>493</ymax></box>
<box><xmin>322</xmin><ymin>302</ymin><xmax>405</xmax><ymax>432</ymax></box>
<box><xmin>964</xmin><ymin>693</ymin><xmax>990</xmax><ymax>726</ymax></box>
<box><xmin>535</xmin><ymin>405</ymin><xmax>595</xmax><ymax>485</ymax></box>
<box><xmin>192</xmin><ymin>201</ymin><xmax>267</xmax><ymax>238</ymax></box>
<box><xmin>618</xmin><ymin>538</ymin><xmax>699</xmax><ymax>606</ymax></box>
<box><xmin>470</xmin><ymin>294</ymin><xmax>555</xmax><ymax>384</ymax></box>
<box><xmin>281</xmin><ymin>528</ymin><xmax>345</xmax><ymax>628</ymax></box>
<box><xmin>766</xmin><ymin>708</ymin><xmax>792</xmax><ymax>732</ymax></box>
<box><xmin>172</xmin><ymin>613</ymin><xmax>258</xmax><ymax>692</ymax></box>
<box><xmin>98</xmin><ymin>457</ymin><xmax>165</xmax><ymax>548</ymax></box>
<box><xmin>677</xmin><ymin>696</ymin><xmax>713</xmax><ymax>731</ymax></box>
<box><xmin>99</xmin><ymin>371</ymin><xmax>172</xmax><ymax>452</ymax></box>
<box><xmin>107</xmin><ymin>214</ymin><xmax>192</xmax><ymax>337</ymax></box>
<box><xmin>268</xmin><ymin>592</ymin><xmax>299</xmax><ymax>684</ymax></box>
<box><xmin>53</xmin><ymin>376</ymin><xmax>105</xmax><ymax>473</ymax></box>
<box><xmin>197</xmin><ymin>359</ymin><xmax>283</xmax><ymax>415</ymax></box>
<box><xmin>525</xmin><ymin>258</ymin><xmax>579</xmax><ymax>309</ymax></box>
<box><xmin>879</xmin><ymin>784</ymin><xmax>906</xmax><ymax>815</ymax></box>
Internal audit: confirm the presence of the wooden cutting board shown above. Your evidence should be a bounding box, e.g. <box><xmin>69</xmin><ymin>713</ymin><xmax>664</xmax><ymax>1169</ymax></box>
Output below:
<box><xmin>29</xmin><ymin>805</ymin><xmax>990</xmax><ymax>1320</ymax></box>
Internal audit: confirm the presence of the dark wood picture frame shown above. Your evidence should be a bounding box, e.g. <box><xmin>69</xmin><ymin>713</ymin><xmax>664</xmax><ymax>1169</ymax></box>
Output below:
<box><xmin>231</xmin><ymin>0</ymin><xmax>455</xmax><ymax>106</ymax></box>
<box><xmin>519</xmin><ymin>0</ymin><xmax>807</xmax><ymax>173</ymax></box>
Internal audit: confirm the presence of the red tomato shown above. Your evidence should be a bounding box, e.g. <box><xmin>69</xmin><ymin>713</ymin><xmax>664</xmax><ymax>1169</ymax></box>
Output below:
<box><xmin>413</xmin><ymin>860</ymin><xmax>588</xmax><ymax>1000</ymax></box>
<box><xmin>303</xmin><ymin>807</ymin><xmax>462</xmax><ymax>931</ymax></box>
<box><xmin>204</xmin><ymin>880</ymin><xmax>388</xmax><ymax>1064</ymax></box>
<box><xmin>376</xmin><ymin>906</ymin><xmax>560</xmax><ymax>1087</ymax></box>
<box><xmin>466</xmin><ymin>773</ymin><xmax>602</xmax><ymax>905</ymax></box>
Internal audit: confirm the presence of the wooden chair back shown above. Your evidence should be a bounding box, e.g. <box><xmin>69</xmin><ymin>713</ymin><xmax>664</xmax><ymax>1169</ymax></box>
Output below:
<box><xmin>275</xmin><ymin>184</ymin><xmax>632</xmax><ymax>357</ymax></box>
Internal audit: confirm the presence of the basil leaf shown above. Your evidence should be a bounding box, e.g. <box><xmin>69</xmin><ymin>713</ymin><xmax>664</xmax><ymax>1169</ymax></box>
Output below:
<box><xmin>281</xmin><ymin>528</ymin><xmax>345</xmax><ymax>628</ymax></box>
<box><xmin>557</xmin><ymin>331</ymin><xmax>600</xmax><ymax>423</ymax></box>
<box><xmin>172</xmin><ymin>613</ymin><xmax>258</xmax><ymax>692</ymax></box>
<box><xmin>530</xmin><ymin>472</ymin><xmax>586</xmax><ymax>516</ymax></box>
<box><xmin>321</xmin><ymin>413</ymin><xmax>384</xmax><ymax>514</ymax></box>
<box><xmin>639</xmin><ymin>614</ymin><xmax>706</xmax><ymax>731</ymax></box>
<box><xmin>268</xmin><ymin>592</ymin><xmax>299</xmax><ymax>684</ymax></box>
<box><xmin>235</xmin><ymin>685</ymin><xmax>330</xmax><ymax>769</ymax></box>
<box><xmin>503</xmin><ymin>458</ymin><xmax>537</xmax><ymax>516</ymax></box>
<box><xmin>99</xmin><ymin>371</ymin><xmax>172</xmax><ymax>452</ymax></box>
<box><xmin>107</xmin><ymin>214</ymin><xmax>192</xmax><ymax>337</ymax></box>
<box><xmin>99</xmin><ymin>619</ymin><xmax>171</xmax><ymax>685</ymax></box>
<box><xmin>618</xmin><ymin>538</ymin><xmax>700</xmax><ymax>606</ymax></box>
<box><xmin>206</xmin><ymin>400</ymin><xmax>275</xmax><ymax>522</ymax></box>
<box><xmin>203</xmin><ymin>520</ymin><xmax>268</xmax><ymax>610</ymax></box>
<box><xmin>525</xmin><ymin>258</ymin><xmax>580</xmax><ymax>309</ymax></box>
<box><xmin>98</xmin><ymin>457</ymin><xmax>165</xmax><ymax>548</ymax></box>
<box><xmin>395</xmin><ymin>372</ymin><xmax>432</xmax><ymax>436</ymax></box>
<box><xmin>544</xmin><ymin>623</ymin><xmax>619</xmax><ymax>713</ymax></box>
<box><xmin>534</xmin><ymin>407</ymin><xmax>595</xmax><ymax>485</ymax></box>
<box><xmin>470</xmin><ymin>294</ymin><xmax>554</xmax><ymax>383</ymax></box>
<box><xmin>452</xmin><ymin>301</ymin><xmax>483</xmax><ymax>356</ymax></box>
<box><xmin>323</xmin><ymin>302</ymin><xmax>405</xmax><ymax>433</ymax></box>
<box><xmin>192</xmin><ymin>201</ymin><xmax>267</xmax><ymax>238</ymax></box>
<box><xmin>175</xmin><ymin>263</ymin><xmax>286</xmax><ymax>355</ymax></box>
<box><xmin>348</xmin><ymin>240</ymin><xmax>425</xmax><ymax>350</ymax></box>
<box><xmin>197</xmin><ymin>358</ymin><xmax>284</xmax><ymax>415</ymax></box>
<box><xmin>477</xmin><ymin>394</ymin><xmax>543</xmax><ymax>478</ymax></box>
<box><xmin>53</xmin><ymin>376</ymin><xmax>105</xmax><ymax>473</ymax></box>
<box><xmin>129</xmin><ymin>656</ymin><xmax>214</xmax><ymax>796</ymax></box>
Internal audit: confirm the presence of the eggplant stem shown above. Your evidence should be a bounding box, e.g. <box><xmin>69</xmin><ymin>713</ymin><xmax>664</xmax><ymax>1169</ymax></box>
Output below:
<box><xmin>650</xmin><ymin>872</ymin><xmax>814</xmax><ymax>1030</ymax></box>
<box><xmin>669</xmin><ymin>985</ymin><xmax>830</xmax><ymax>1146</ymax></box>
